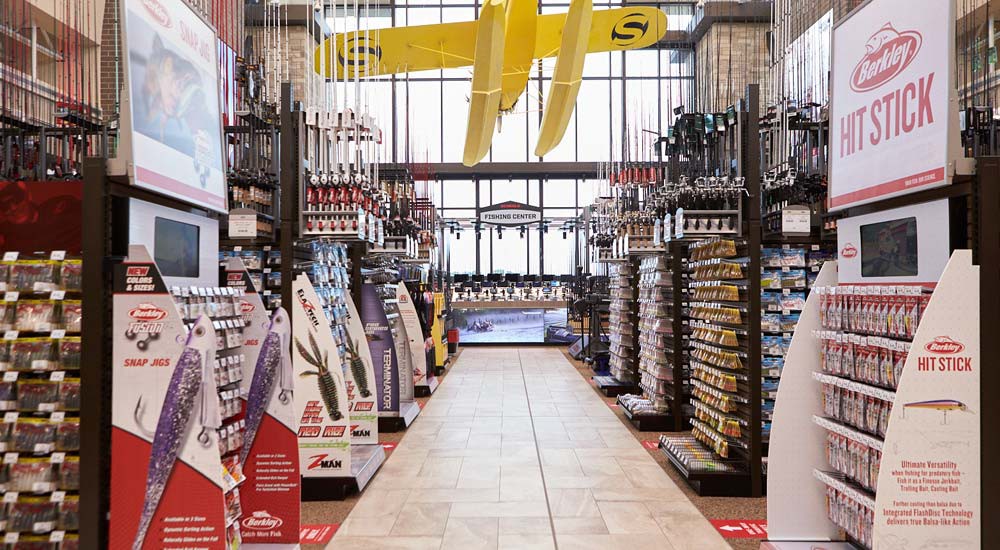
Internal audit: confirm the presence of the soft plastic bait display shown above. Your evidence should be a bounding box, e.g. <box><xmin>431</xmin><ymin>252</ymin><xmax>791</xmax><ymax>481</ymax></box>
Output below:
<box><xmin>241</xmin><ymin>309</ymin><xmax>291</xmax><ymax>464</ymax></box>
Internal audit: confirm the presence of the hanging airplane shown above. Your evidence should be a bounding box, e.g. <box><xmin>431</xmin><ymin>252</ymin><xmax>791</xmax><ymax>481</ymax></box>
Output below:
<box><xmin>313</xmin><ymin>0</ymin><xmax>667</xmax><ymax>166</ymax></box>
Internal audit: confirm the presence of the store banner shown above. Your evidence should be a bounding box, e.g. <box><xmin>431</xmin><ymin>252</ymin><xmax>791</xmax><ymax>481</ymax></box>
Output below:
<box><xmin>225</xmin><ymin>261</ymin><xmax>300</xmax><ymax>543</ymax></box>
<box><xmin>291</xmin><ymin>274</ymin><xmax>350</xmax><ymax>477</ymax></box>
<box><xmin>109</xmin><ymin>246</ymin><xmax>228</xmax><ymax>549</ymax></box>
<box><xmin>397</xmin><ymin>284</ymin><xmax>429</xmax><ymax>389</ymax></box>
<box><xmin>120</xmin><ymin>0</ymin><xmax>227</xmax><ymax>213</ymax></box>
<box><xmin>360</xmin><ymin>284</ymin><xmax>400</xmax><ymax>414</ymax></box>
<box><xmin>477</xmin><ymin>201</ymin><xmax>542</xmax><ymax>226</ymax></box>
<box><xmin>829</xmin><ymin>0</ymin><xmax>958</xmax><ymax>211</ymax></box>
<box><xmin>873</xmin><ymin>250</ymin><xmax>979</xmax><ymax>547</ymax></box>
<box><xmin>835</xmin><ymin>199</ymin><xmax>950</xmax><ymax>286</ymax></box>
<box><xmin>344</xmin><ymin>295</ymin><xmax>379</xmax><ymax>444</ymax></box>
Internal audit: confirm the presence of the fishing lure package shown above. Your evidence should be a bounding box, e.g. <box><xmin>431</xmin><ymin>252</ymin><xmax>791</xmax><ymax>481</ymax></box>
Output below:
<box><xmin>57</xmin><ymin>339</ymin><xmax>81</xmax><ymax>370</ymax></box>
<box><xmin>7</xmin><ymin>261</ymin><xmax>59</xmax><ymax>294</ymax></box>
<box><xmin>4</xmin><ymin>458</ymin><xmax>56</xmax><ymax>492</ymax></box>
<box><xmin>15</xmin><ymin>301</ymin><xmax>58</xmax><ymax>333</ymax></box>
<box><xmin>16</xmin><ymin>380</ymin><xmax>60</xmax><ymax>412</ymax></box>
<box><xmin>6</xmin><ymin>497</ymin><xmax>59</xmax><ymax>533</ymax></box>
<box><xmin>59</xmin><ymin>301</ymin><xmax>82</xmax><ymax>333</ymax></box>
<box><xmin>7</xmin><ymin>339</ymin><xmax>57</xmax><ymax>372</ymax></box>
<box><xmin>11</xmin><ymin>418</ymin><xmax>57</xmax><ymax>453</ymax></box>
<box><xmin>59</xmin><ymin>260</ymin><xmax>83</xmax><ymax>292</ymax></box>
<box><xmin>57</xmin><ymin>457</ymin><xmax>80</xmax><ymax>491</ymax></box>
<box><xmin>55</xmin><ymin>419</ymin><xmax>80</xmax><ymax>451</ymax></box>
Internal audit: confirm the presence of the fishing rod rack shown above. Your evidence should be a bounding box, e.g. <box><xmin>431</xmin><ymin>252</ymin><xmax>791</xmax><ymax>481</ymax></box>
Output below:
<box><xmin>1</xmin><ymin>125</ymin><xmax>109</xmax><ymax>181</ymax></box>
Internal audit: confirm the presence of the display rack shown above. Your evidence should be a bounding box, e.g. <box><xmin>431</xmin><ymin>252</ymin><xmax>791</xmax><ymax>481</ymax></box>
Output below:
<box><xmin>596</xmin><ymin>260</ymin><xmax>638</xmax><ymax>397</ymax></box>
<box><xmin>0</xmin><ymin>251</ymin><xmax>82</xmax><ymax>547</ymax></box>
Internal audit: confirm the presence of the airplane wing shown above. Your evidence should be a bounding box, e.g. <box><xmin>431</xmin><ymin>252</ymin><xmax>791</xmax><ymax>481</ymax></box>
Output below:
<box><xmin>535</xmin><ymin>0</ymin><xmax>592</xmax><ymax>157</ymax></box>
<box><xmin>534</xmin><ymin>6</ymin><xmax>667</xmax><ymax>59</ymax></box>
<box><xmin>463</xmin><ymin>0</ymin><xmax>506</xmax><ymax>167</ymax></box>
<box><xmin>314</xmin><ymin>21</ymin><xmax>478</xmax><ymax>79</ymax></box>
<box><xmin>314</xmin><ymin>6</ymin><xmax>667</xmax><ymax>79</ymax></box>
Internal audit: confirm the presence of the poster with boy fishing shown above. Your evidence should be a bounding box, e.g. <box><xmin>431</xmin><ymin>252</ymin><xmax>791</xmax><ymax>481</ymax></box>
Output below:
<box><xmin>291</xmin><ymin>274</ymin><xmax>351</xmax><ymax>477</ymax></box>
<box><xmin>397</xmin><ymin>283</ymin><xmax>435</xmax><ymax>393</ymax></box>
<box><xmin>344</xmin><ymin>294</ymin><xmax>379</xmax><ymax>445</ymax></box>
<box><xmin>120</xmin><ymin>0</ymin><xmax>227</xmax><ymax>213</ymax></box>
<box><xmin>109</xmin><ymin>246</ymin><xmax>228</xmax><ymax>549</ymax></box>
<box><xmin>225</xmin><ymin>260</ymin><xmax>300</xmax><ymax>543</ymax></box>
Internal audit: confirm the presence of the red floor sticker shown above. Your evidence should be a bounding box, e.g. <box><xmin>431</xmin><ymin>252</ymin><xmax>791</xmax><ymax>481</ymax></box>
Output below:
<box><xmin>382</xmin><ymin>442</ymin><xmax>398</xmax><ymax>452</ymax></box>
<box><xmin>608</xmin><ymin>402</ymin><xmax>618</xmax><ymax>408</ymax></box>
<box><xmin>417</xmin><ymin>400</ymin><xmax>426</xmax><ymax>410</ymax></box>
<box><xmin>300</xmin><ymin>524</ymin><xmax>339</xmax><ymax>544</ymax></box>
<box><xmin>641</xmin><ymin>440</ymin><xmax>659</xmax><ymax>450</ymax></box>
<box><xmin>710</xmin><ymin>519</ymin><xmax>768</xmax><ymax>538</ymax></box>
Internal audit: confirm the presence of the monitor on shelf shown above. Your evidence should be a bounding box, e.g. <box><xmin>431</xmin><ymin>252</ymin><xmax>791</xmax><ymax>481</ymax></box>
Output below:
<box><xmin>472</xmin><ymin>274</ymin><xmax>485</xmax><ymax>283</ymax></box>
<box><xmin>523</xmin><ymin>275</ymin><xmax>538</xmax><ymax>283</ymax></box>
<box><xmin>542</xmin><ymin>274</ymin><xmax>555</xmax><ymax>282</ymax></box>
<box><xmin>487</xmin><ymin>274</ymin><xmax>504</xmax><ymax>283</ymax></box>
<box><xmin>505</xmin><ymin>273</ymin><xmax>523</xmax><ymax>283</ymax></box>
<box><xmin>454</xmin><ymin>274</ymin><xmax>470</xmax><ymax>283</ymax></box>
<box><xmin>558</xmin><ymin>275</ymin><xmax>575</xmax><ymax>283</ymax></box>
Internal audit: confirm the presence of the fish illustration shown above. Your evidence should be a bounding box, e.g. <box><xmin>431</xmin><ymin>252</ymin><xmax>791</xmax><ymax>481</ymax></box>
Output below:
<box><xmin>904</xmin><ymin>400</ymin><xmax>969</xmax><ymax>424</ymax></box>
<box><xmin>133</xmin><ymin>316</ymin><xmax>214</xmax><ymax>550</ymax></box>
<box><xmin>240</xmin><ymin>308</ymin><xmax>292</xmax><ymax>465</ymax></box>
<box><xmin>295</xmin><ymin>332</ymin><xmax>343</xmax><ymax>421</ymax></box>
<box><xmin>345</xmin><ymin>337</ymin><xmax>372</xmax><ymax>398</ymax></box>
<box><xmin>865</xmin><ymin>23</ymin><xmax>899</xmax><ymax>55</ymax></box>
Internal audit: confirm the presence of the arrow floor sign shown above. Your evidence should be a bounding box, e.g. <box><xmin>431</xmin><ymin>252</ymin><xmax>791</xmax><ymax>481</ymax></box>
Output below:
<box><xmin>710</xmin><ymin>519</ymin><xmax>768</xmax><ymax>539</ymax></box>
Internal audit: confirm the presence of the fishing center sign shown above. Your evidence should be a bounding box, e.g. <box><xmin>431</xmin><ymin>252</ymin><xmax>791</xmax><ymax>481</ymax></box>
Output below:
<box><xmin>477</xmin><ymin>201</ymin><xmax>542</xmax><ymax>227</ymax></box>
<box><xmin>828</xmin><ymin>0</ymin><xmax>960</xmax><ymax>211</ymax></box>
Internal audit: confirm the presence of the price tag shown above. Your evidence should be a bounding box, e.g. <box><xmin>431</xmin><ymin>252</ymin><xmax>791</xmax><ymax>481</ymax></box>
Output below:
<box><xmin>233</xmin><ymin>246</ymin><xmax>243</xmax><ymax>252</ymax></box>
<box><xmin>782</xmin><ymin>309</ymin><xmax>792</xmax><ymax>315</ymax></box>
<box><xmin>32</xmin><ymin>481</ymin><xmax>54</xmax><ymax>492</ymax></box>
<box><xmin>3</xmin><ymin>292</ymin><xmax>18</xmax><ymax>302</ymax></box>
<box><xmin>49</xmin><ymin>371</ymin><xmax>65</xmax><ymax>382</ymax></box>
<box><xmin>49</xmin><ymin>492</ymin><xmax>66</xmax><ymax>503</ymax></box>
<box><xmin>263</xmin><ymin>246</ymin><xmax>271</xmax><ymax>251</ymax></box>
<box><xmin>33</xmin><ymin>443</ymin><xmax>54</xmax><ymax>453</ymax></box>
<box><xmin>783</xmin><ymin>333</ymin><xmax>792</xmax><ymax>339</ymax></box>
<box><xmin>782</xmin><ymin>244</ymin><xmax>790</xmax><ymax>250</ymax></box>
<box><xmin>3</xmin><ymin>491</ymin><xmax>17</xmax><ymax>504</ymax></box>
<box><xmin>38</xmin><ymin>403</ymin><xmax>56</xmax><ymax>413</ymax></box>
<box><xmin>33</xmin><ymin>521</ymin><xmax>54</xmax><ymax>533</ymax></box>
<box><xmin>50</xmin><ymin>330</ymin><xmax>65</xmax><ymax>339</ymax></box>
<box><xmin>3</xmin><ymin>372</ymin><xmax>18</xmax><ymax>382</ymax></box>
<box><xmin>4</xmin><ymin>453</ymin><xmax>18</xmax><ymax>465</ymax></box>
<box><xmin>50</xmin><ymin>412</ymin><xmax>65</xmax><ymax>422</ymax></box>
<box><xmin>263</xmin><ymin>268</ymin><xmax>271</xmax><ymax>274</ymax></box>
<box><xmin>3</xmin><ymin>413</ymin><xmax>18</xmax><ymax>423</ymax></box>
<box><xmin>811</xmin><ymin>245</ymin><xmax>820</xmax><ymax>251</ymax></box>
<box><xmin>50</xmin><ymin>251</ymin><xmax>66</xmax><ymax>261</ymax></box>
<box><xmin>31</xmin><ymin>360</ymin><xmax>50</xmax><ymax>371</ymax></box>
<box><xmin>4</xmin><ymin>330</ymin><xmax>18</xmax><ymax>340</ymax></box>
<box><xmin>49</xmin><ymin>531</ymin><xmax>65</xmax><ymax>543</ymax></box>
<box><xmin>781</xmin><ymin>266</ymin><xmax>790</xmax><ymax>272</ymax></box>
<box><xmin>2</xmin><ymin>252</ymin><xmax>18</xmax><ymax>262</ymax></box>
<box><xmin>50</xmin><ymin>290</ymin><xmax>65</xmax><ymax>301</ymax></box>
<box><xmin>4</xmin><ymin>532</ymin><xmax>18</xmax><ymax>544</ymax></box>
<box><xmin>811</xmin><ymin>266</ymin><xmax>820</xmax><ymax>272</ymax></box>
<box><xmin>50</xmin><ymin>453</ymin><xmax>65</xmax><ymax>464</ymax></box>
<box><xmin>782</xmin><ymin>288</ymin><xmax>791</xmax><ymax>295</ymax></box>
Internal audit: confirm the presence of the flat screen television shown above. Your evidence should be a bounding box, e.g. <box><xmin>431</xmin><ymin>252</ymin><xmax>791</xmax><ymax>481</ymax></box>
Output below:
<box><xmin>453</xmin><ymin>274</ymin><xmax>470</xmax><ymax>283</ymax></box>
<box><xmin>542</xmin><ymin>274</ymin><xmax>555</xmax><ymax>282</ymax></box>
<box><xmin>487</xmin><ymin>274</ymin><xmax>504</xmax><ymax>282</ymax></box>
<box><xmin>154</xmin><ymin>217</ymin><xmax>200</xmax><ymax>278</ymax></box>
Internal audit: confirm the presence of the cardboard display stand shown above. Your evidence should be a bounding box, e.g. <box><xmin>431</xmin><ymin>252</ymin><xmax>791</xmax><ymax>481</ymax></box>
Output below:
<box><xmin>360</xmin><ymin>283</ymin><xmax>420</xmax><ymax>432</ymax></box>
<box><xmin>398</xmin><ymin>284</ymin><xmax>437</xmax><ymax>396</ymax></box>
<box><xmin>224</xmin><ymin>259</ymin><xmax>300</xmax><ymax>545</ymax></box>
<box><xmin>290</xmin><ymin>274</ymin><xmax>351</xmax><ymax>478</ymax></box>
<box><xmin>109</xmin><ymin>246</ymin><xmax>230</xmax><ymax>549</ymax></box>
<box><xmin>344</xmin><ymin>295</ymin><xmax>379</xmax><ymax>445</ymax></box>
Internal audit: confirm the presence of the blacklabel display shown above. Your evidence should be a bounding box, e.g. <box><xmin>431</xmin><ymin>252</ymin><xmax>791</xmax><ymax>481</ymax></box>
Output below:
<box><xmin>477</xmin><ymin>201</ymin><xmax>543</xmax><ymax>226</ymax></box>
<box><xmin>120</xmin><ymin>0</ymin><xmax>227</xmax><ymax>213</ymax></box>
<box><xmin>873</xmin><ymin>251</ymin><xmax>979</xmax><ymax>547</ymax></box>
<box><xmin>291</xmin><ymin>274</ymin><xmax>350</xmax><ymax>477</ymax></box>
<box><xmin>829</xmin><ymin>0</ymin><xmax>959</xmax><ymax>211</ymax></box>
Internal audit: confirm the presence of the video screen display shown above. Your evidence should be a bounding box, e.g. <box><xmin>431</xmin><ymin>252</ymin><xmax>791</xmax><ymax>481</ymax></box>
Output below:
<box><xmin>154</xmin><ymin>217</ymin><xmax>200</xmax><ymax>278</ymax></box>
<box><xmin>453</xmin><ymin>308</ymin><xmax>573</xmax><ymax>344</ymax></box>
<box><xmin>860</xmin><ymin>217</ymin><xmax>918</xmax><ymax>277</ymax></box>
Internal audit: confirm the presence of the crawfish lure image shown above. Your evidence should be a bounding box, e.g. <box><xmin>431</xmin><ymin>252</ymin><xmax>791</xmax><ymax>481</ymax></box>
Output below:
<box><xmin>345</xmin><ymin>337</ymin><xmax>372</xmax><ymax>398</ymax></box>
<box><xmin>132</xmin><ymin>320</ymin><xmax>213</xmax><ymax>550</ymax></box>
<box><xmin>240</xmin><ymin>308</ymin><xmax>291</xmax><ymax>464</ymax></box>
<box><xmin>296</xmin><ymin>332</ymin><xmax>343</xmax><ymax>421</ymax></box>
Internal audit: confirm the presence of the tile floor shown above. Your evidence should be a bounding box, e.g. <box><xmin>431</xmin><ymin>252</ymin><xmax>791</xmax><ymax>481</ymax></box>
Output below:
<box><xmin>328</xmin><ymin>348</ymin><xmax>730</xmax><ymax>550</ymax></box>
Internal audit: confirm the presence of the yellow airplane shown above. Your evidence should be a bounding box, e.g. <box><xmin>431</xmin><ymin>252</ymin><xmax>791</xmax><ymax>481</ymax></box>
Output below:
<box><xmin>314</xmin><ymin>0</ymin><xmax>667</xmax><ymax>166</ymax></box>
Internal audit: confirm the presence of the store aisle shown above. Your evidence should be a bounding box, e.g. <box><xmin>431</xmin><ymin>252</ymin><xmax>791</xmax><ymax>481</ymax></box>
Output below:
<box><xmin>328</xmin><ymin>348</ymin><xmax>729</xmax><ymax>550</ymax></box>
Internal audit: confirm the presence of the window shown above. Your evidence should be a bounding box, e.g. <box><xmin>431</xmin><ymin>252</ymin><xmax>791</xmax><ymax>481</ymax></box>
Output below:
<box><xmin>446</xmin><ymin>230</ymin><xmax>476</xmax><ymax>274</ymax></box>
<box><xmin>490</xmin><ymin>228</ymin><xmax>527</xmax><ymax>274</ymax></box>
<box><xmin>442</xmin><ymin>180</ymin><xmax>476</xmax><ymax>208</ymax></box>
<box><xmin>544</xmin><ymin>229</ymin><xmax>574</xmax><ymax>275</ymax></box>
<box><xmin>490</xmin><ymin>179</ymin><xmax>527</xmax><ymax>204</ymax></box>
<box><xmin>542</xmin><ymin>179</ymin><xmax>577</xmax><ymax>208</ymax></box>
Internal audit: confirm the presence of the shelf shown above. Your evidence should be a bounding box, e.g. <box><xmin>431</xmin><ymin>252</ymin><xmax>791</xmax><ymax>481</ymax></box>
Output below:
<box><xmin>813</xmin><ymin>469</ymin><xmax>876</xmax><ymax>510</ymax></box>
<box><xmin>812</xmin><ymin>415</ymin><xmax>884</xmax><ymax>451</ymax></box>
<box><xmin>812</xmin><ymin>372</ymin><xmax>896</xmax><ymax>402</ymax></box>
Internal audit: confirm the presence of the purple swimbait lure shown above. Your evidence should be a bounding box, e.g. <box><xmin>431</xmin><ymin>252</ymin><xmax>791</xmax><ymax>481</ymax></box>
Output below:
<box><xmin>133</xmin><ymin>317</ymin><xmax>214</xmax><ymax>550</ymax></box>
<box><xmin>240</xmin><ymin>308</ymin><xmax>292</xmax><ymax>464</ymax></box>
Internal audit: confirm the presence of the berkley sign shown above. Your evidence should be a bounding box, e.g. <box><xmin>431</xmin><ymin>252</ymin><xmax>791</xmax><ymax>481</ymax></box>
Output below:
<box><xmin>477</xmin><ymin>201</ymin><xmax>542</xmax><ymax>226</ymax></box>
<box><xmin>925</xmin><ymin>336</ymin><xmax>964</xmax><ymax>355</ymax></box>
<box><xmin>829</xmin><ymin>0</ymin><xmax>959</xmax><ymax>211</ymax></box>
